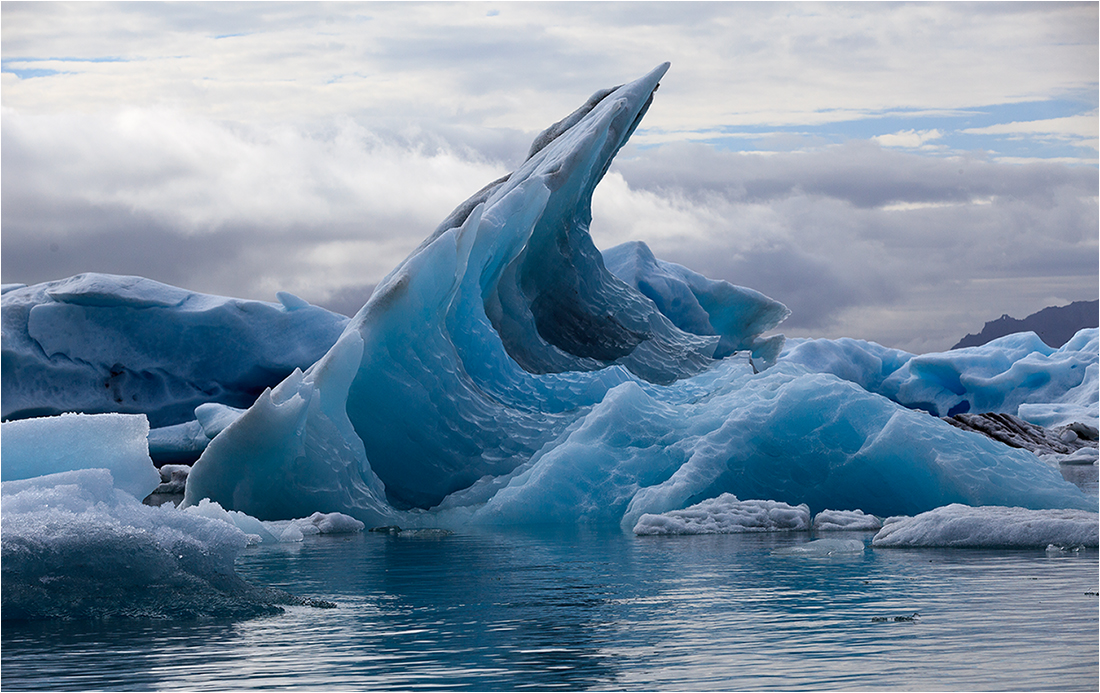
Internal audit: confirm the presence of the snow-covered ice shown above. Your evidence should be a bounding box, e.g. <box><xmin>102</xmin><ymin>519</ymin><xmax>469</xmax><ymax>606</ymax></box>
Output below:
<box><xmin>0</xmin><ymin>469</ymin><xmax>319</xmax><ymax>620</ymax></box>
<box><xmin>812</xmin><ymin>509</ymin><xmax>883</xmax><ymax>531</ymax></box>
<box><xmin>183</xmin><ymin>498</ymin><xmax>364</xmax><ymax>544</ymax></box>
<box><xmin>871</xmin><ymin>504</ymin><xmax>1099</xmax><ymax>548</ymax></box>
<box><xmin>632</xmin><ymin>494</ymin><xmax>810</xmax><ymax>535</ymax></box>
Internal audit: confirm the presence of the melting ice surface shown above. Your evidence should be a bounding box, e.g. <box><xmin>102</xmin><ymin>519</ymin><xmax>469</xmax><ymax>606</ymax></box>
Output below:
<box><xmin>178</xmin><ymin>63</ymin><xmax>1095</xmax><ymax>528</ymax></box>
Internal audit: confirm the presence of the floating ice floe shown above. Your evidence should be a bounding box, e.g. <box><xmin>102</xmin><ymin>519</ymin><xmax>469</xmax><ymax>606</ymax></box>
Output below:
<box><xmin>0</xmin><ymin>469</ymin><xmax>333</xmax><ymax>620</ymax></box>
<box><xmin>812</xmin><ymin>509</ymin><xmax>883</xmax><ymax>532</ymax></box>
<box><xmin>633</xmin><ymin>494</ymin><xmax>810</xmax><ymax>535</ymax></box>
<box><xmin>782</xmin><ymin>329</ymin><xmax>1098</xmax><ymax>428</ymax></box>
<box><xmin>184</xmin><ymin>498</ymin><xmax>363</xmax><ymax>544</ymax></box>
<box><xmin>871</xmin><ymin>503</ymin><xmax>1099</xmax><ymax>549</ymax></box>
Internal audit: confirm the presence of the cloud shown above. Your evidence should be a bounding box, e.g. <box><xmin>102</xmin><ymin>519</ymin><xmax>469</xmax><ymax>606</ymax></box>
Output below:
<box><xmin>0</xmin><ymin>107</ymin><xmax>508</xmax><ymax>306</ymax></box>
<box><xmin>2</xmin><ymin>2</ymin><xmax>1097</xmax><ymax>352</ymax></box>
<box><xmin>873</xmin><ymin>129</ymin><xmax>943</xmax><ymax>149</ymax></box>
<box><xmin>962</xmin><ymin>113</ymin><xmax>1098</xmax><ymax>139</ymax></box>
<box><xmin>594</xmin><ymin>142</ymin><xmax>1098</xmax><ymax>350</ymax></box>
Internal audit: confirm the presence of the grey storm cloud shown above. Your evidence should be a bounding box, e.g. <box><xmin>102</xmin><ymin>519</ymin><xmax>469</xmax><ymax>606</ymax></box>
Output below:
<box><xmin>2</xmin><ymin>2</ymin><xmax>1096</xmax><ymax>351</ymax></box>
<box><xmin>4</xmin><ymin>107</ymin><xmax>1097</xmax><ymax>351</ymax></box>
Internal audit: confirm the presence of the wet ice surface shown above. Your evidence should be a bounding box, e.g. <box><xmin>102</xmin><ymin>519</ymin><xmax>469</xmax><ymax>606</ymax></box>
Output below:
<box><xmin>3</xmin><ymin>529</ymin><xmax>1097</xmax><ymax>691</ymax></box>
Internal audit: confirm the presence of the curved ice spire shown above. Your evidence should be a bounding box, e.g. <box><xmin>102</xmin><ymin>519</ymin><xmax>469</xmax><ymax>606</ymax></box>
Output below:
<box><xmin>187</xmin><ymin>63</ymin><xmax>785</xmax><ymax>512</ymax></box>
<box><xmin>185</xmin><ymin>65</ymin><xmax>1089</xmax><ymax>526</ymax></box>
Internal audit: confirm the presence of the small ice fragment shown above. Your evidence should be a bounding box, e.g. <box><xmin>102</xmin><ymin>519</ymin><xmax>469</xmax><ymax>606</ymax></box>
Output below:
<box><xmin>773</xmin><ymin>538</ymin><xmax>865</xmax><ymax>556</ymax></box>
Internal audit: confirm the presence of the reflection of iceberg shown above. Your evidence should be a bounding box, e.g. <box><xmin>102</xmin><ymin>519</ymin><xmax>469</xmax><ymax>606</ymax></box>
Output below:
<box><xmin>181</xmin><ymin>63</ymin><xmax>1094</xmax><ymax>527</ymax></box>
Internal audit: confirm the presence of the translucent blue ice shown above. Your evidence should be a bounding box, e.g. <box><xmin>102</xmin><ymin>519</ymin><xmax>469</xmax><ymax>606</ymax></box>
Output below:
<box><xmin>0</xmin><ymin>413</ymin><xmax>160</xmax><ymax>500</ymax></box>
<box><xmin>184</xmin><ymin>64</ymin><xmax>1094</xmax><ymax>527</ymax></box>
<box><xmin>782</xmin><ymin>329</ymin><xmax>1098</xmax><ymax>427</ymax></box>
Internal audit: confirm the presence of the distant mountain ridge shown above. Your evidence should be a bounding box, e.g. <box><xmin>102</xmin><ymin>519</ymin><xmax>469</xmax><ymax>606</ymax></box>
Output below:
<box><xmin>952</xmin><ymin>300</ymin><xmax>1099</xmax><ymax>350</ymax></box>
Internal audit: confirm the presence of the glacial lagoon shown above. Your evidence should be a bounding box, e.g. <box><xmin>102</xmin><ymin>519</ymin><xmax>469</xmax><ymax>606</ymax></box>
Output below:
<box><xmin>3</xmin><ymin>528</ymin><xmax>1097</xmax><ymax>691</ymax></box>
<box><xmin>3</xmin><ymin>62</ymin><xmax>1098</xmax><ymax>692</ymax></box>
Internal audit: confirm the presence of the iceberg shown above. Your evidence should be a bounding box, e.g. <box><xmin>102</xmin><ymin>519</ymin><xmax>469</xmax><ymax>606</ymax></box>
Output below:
<box><xmin>632</xmin><ymin>494</ymin><xmax>810</xmax><ymax>535</ymax></box>
<box><xmin>181</xmin><ymin>63</ymin><xmax>1095</xmax><ymax>527</ymax></box>
<box><xmin>1</xmin><ymin>469</ymin><xmax>331</xmax><ymax>620</ymax></box>
<box><xmin>812</xmin><ymin>509</ymin><xmax>883</xmax><ymax>532</ymax></box>
<box><xmin>183</xmin><ymin>498</ymin><xmax>364</xmax><ymax>544</ymax></box>
<box><xmin>146</xmin><ymin>402</ymin><xmax>247</xmax><ymax>464</ymax></box>
<box><xmin>0</xmin><ymin>412</ymin><xmax>160</xmax><ymax>500</ymax></box>
<box><xmin>1</xmin><ymin>273</ymin><xmax>347</xmax><ymax>428</ymax></box>
<box><xmin>871</xmin><ymin>503</ymin><xmax>1099</xmax><ymax>549</ymax></box>
<box><xmin>602</xmin><ymin>240</ymin><xmax>789</xmax><ymax>365</ymax></box>
<box><xmin>782</xmin><ymin>329</ymin><xmax>1099</xmax><ymax>427</ymax></box>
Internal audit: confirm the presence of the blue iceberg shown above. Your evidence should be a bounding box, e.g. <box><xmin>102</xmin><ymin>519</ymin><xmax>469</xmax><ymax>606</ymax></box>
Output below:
<box><xmin>1</xmin><ymin>273</ymin><xmax>347</xmax><ymax>428</ymax></box>
<box><xmin>178</xmin><ymin>64</ymin><xmax>1095</xmax><ymax>527</ymax></box>
<box><xmin>782</xmin><ymin>330</ymin><xmax>1098</xmax><ymax>427</ymax></box>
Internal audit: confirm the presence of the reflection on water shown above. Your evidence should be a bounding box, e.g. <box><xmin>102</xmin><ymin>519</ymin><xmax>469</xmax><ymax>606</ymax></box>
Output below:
<box><xmin>3</xmin><ymin>526</ymin><xmax>1098</xmax><ymax>691</ymax></box>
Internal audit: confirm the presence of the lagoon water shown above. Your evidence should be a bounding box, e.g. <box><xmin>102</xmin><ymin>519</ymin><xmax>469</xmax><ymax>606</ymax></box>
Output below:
<box><xmin>3</xmin><ymin>527</ymin><xmax>1097</xmax><ymax>691</ymax></box>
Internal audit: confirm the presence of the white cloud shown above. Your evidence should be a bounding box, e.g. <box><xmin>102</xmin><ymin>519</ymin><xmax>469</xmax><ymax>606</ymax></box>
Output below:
<box><xmin>1</xmin><ymin>107</ymin><xmax>507</xmax><ymax>305</ymax></box>
<box><xmin>962</xmin><ymin>113</ymin><xmax>1098</xmax><ymax>139</ymax></box>
<box><xmin>873</xmin><ymin>129</ymin><xmax>943</xmax><ymax>149</ymax></box>
<box><xmin>962</xmin><ymin>113</ymin><xmax>1100</xmax><ymax>157</ymax></box>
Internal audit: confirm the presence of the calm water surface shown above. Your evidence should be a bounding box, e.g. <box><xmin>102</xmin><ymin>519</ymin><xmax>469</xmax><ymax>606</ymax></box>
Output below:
<box><xmin>3</xmin><ymin>527</ymin><xmax>1097</xmax><ymax>691</ymax></box>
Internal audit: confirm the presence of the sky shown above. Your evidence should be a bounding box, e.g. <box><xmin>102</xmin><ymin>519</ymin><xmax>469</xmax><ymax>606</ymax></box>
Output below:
<box><xmin>2</xmin><ymin>1</ymin><xmax>1097</xmax><ymax>353</ymax></box>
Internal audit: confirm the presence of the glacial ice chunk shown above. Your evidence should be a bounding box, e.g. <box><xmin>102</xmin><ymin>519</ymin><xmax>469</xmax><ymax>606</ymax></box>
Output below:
<box><xmin>182</xmin><ymin>331</ymin><xmax>398</xmax><ymax>526</ymax></box>
<box><xmin>632</xmin><ymin>493</ymin><xmax>810</xmax><ymax>535</ymax></box>
<box><xmin>1</xmin><ymin>273</ymin><xmax>347</xmax><ymax>427</ymax></box>
<box><xmin>0</xmin><ymin>469</ymin><xmax>313</xmax><ymax>621</ymax></box>
<box><xmin>871</xmin><ymin>503</ymin><xmax>1099</xmax><ymax>548</ymax></box>
<box><xmin>0</xmin><ymin>413</ymin><xmax>160</xmax><ymax>500</ymax></box>
<box><xmin>603</xmin><ymin>240</ymin><xmax>789</xmax><ymax>364</ymax></box>
<box><xmin>182</xmin><ymin>499</ymin><xmax>364</xmax><ymax>543</ymax></box>
<box><xmin>781</xmin><ymin>329</ymin><xmax>1099</xmax><ymax>427</ymax></box>
<box><xmin>812</xmin><ymin>509</ymin><xmax>883</xmax><ymax>531</ymax></box>
<box><xmin>773</xmin><ymin>538</ymin><xmax>866</xmax><ymax>555</ymax></box>
<box><xmin>190</xmin><ymin>62</ymin><xmax>793</xmax><ymax>516</ymax></box>
<box><xmin>112</xmin><ymin>65</ymin><xmax>1100</xmax><ymax>527</ymax></box>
